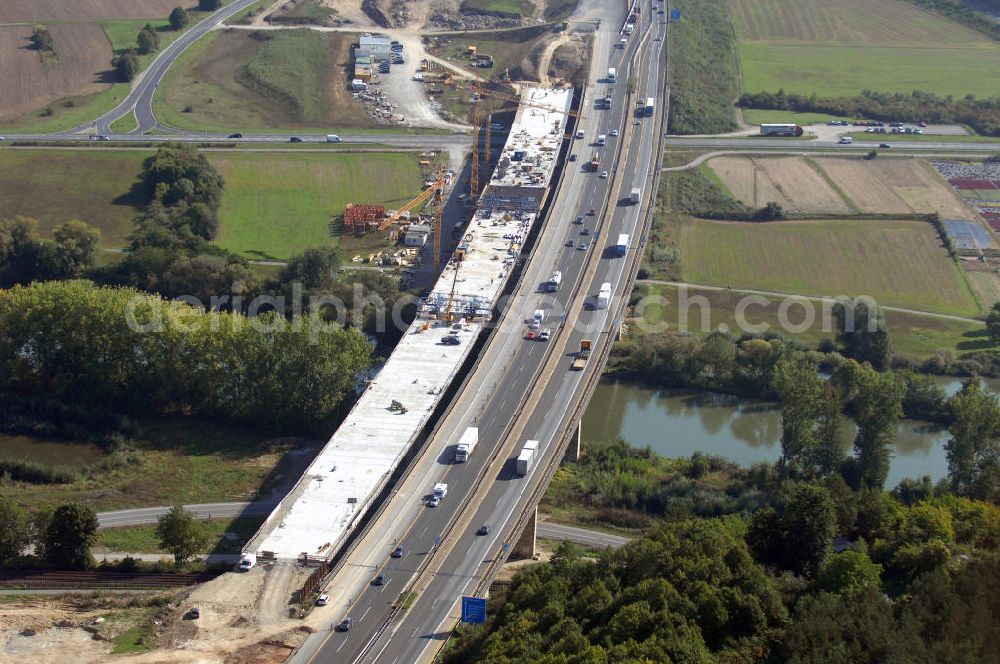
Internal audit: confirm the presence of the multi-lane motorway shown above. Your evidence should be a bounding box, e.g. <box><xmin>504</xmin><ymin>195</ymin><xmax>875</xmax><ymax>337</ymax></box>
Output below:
<box><xmin>283</xmin><ymin>3</ymin><xmax>667</xmax><ymax>663</ymax></box>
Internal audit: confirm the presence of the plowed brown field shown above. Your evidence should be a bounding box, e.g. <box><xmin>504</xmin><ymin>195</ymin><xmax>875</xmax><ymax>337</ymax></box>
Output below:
<box><xmin>0</xmin><ymin>0</ymin><xmax>186</xmax><ymax>22</ymax></box>
<box><xmin>0</xmin><ymin>24</ymin><xmax>112</xmax><ymax>122</ymax></box>
<box><xmin>708</xmin><ymin>155</ymin><xmax>851</xmax><ymax>214</ymax></box>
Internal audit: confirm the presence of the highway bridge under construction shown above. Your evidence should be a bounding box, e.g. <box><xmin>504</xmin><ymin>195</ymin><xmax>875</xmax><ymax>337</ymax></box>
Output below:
<box><xmin>250</xmin><ymin>86</ymin><xmax>573</xmax><ymax>560</ymax></box>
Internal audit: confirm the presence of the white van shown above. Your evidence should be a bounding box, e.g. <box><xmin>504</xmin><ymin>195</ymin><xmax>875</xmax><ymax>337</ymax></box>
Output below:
<box><xmin>596</xmin><ymin>134</ymin><xmax>607</xmax><ymax>146</ymax></box>
<box><xmin>326</xmin><ymin>134</ymin><xmax>342</xmax><ymax>143</ymax></box>
<box><xmin>838</xmin><ymin>136</ymin><xmax>853</xmax><ymax>144</ymax></box>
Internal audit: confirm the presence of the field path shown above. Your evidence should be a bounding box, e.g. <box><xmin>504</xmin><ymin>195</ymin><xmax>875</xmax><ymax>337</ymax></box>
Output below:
<box><xmin>642</xmin><ymin>279</ymin><xmax>983</xmax><ymax>323</ymax></box>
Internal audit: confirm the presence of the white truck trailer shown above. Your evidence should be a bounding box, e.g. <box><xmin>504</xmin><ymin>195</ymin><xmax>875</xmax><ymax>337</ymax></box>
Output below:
<box><xmin>454</xmin><ymin>426</ymin><xmax>479</xmax><ymax>462</ymax></box>
<box><xmin>516</xmin><ymin>448</ymin><xmax>535</xmax><ymax>476</ymax></box>
<box><xmin>597</xmin><ymin>282</ymin><xmax>612</xmax><ymax>309</ymax></box>
<box><xmin>607</xmin><ymin>67</ymin><xmax>617</xmax><ymax>82</ymax></box>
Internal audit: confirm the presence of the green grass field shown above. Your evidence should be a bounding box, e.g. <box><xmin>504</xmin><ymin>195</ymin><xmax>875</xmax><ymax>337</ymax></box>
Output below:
<box><xmin>97</xmin><ymin>515</ymin><xmax>267</xmax><ymax>555</ymax></box>
<box><xmin>637</xmin><ymin>283</ymin><xmax>993</xmax><ymax>360</ymax></box>
<box><xmin>678</xmin><ymin>218</ymin><xmax>980</xmax><ymax>317</ymax></box>
<box><xmin>740</xmin><ymin>109</ymin><xmax>845</xmax><ymax>126</ymax></box>
<box><xmin>5</xmin><ymin>419</ymin><xmax>323</xmax><ymax>513</ymax></box>
<box><xmin>728</xmin><ymin>0</ymin><xmax>1000</xmax><ymax>97</ymax></box>
<box><xmin>211</xmin><ymin>151</ymin><xmax>424</xmax><ymax>260</ymax></box>
<box><xmin>0</xmin><ymin>149</ymin><xmax>147</xmax><ymax>245</ymax></box>
<box><xmin>0</xmin><ymin>148</ymin><xmax>427</xmax><ymax>257</ymax></box>
<box><xmin>156</xmin><ymin>29</ymin><xmax>390</xmax><ymax>133</ymax></box>
<box><xmin>460</xmin><ymin>0</ymin><xmax>537</xmax><ymax>17</ymax></box>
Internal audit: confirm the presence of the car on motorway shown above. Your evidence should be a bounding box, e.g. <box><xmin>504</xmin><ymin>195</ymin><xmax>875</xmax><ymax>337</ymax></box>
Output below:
<box><xmin>634</xmin><ymin>119</ymin><xmax>640</xmax><ymax>125</ymax></box>
<box><xmin>574</xmin><ymin>215</ymin><xmax>583</xmax><ymax>224</ymax></box>
<box><xmin>525</xmin><ymin>330</ymin><xmax>537</xmax><ymax>341</ymax></box>
<box><xmin>429</xmin><ymin>494</ymin><xmax>441</xmax><ymax>507</ymax></box>
<box><xmin>316</xmin><ymin>594</ymin><xmax>329</xmax><ymax>606</ymax></box>
<box><xmin>290</xmin><ymin>136</ymin><xmax>302</xmax><ymax>143</ymax></box>
<box><xmin>539</xmin><ymin>329</ymin><xmax>551</xmax><ymax>342</ymax></box>
<box><xmin>578</xmin><ymin>242</ymin><xmax>588</xmax><ymax>251</ymax></box>
<box><xmin>373</xmin><ymin>574</ymin><xmax>388</xmax><ymax>586</ymax></box>
<box><xmin>879</xmin><ymin>143</ymin><xmax>892</xmax><ymax>148</ymax></box>
<box><xmin>392</xmin><ymin>545</ymin><xmax>405</xmax><ymax>558</ymax></box>
<box><xmin>610</xmin><ymin>129</ymin><xmax>619</xmax><ymax>137</ymax></box>
<box><xmin>565</xmin><ymin>239</ymin><xmax>575</xmax><ymax>247</ymax></box>
<box><xmin>326</xmin><ymin>134</ymin><xmax>342</xmax><ymax>143</ymax></box>
<box><xmin>599</xmin><ymin>171</ymin><xmax>608</xmax><ymax>179</ymax></box>
<box><xmin>0</xmin><ymin>136</ymin><xmax>6</xmax><ymax>141</ymax></box>
<box><xmin>477</xmin><ymin>524</ymin><xmax>491</xmax><ymax>535</ymax></box>
<box><xmin>580</xmin><ymin>227</ymin><xmax>590</xmax><ymax>235</ymax></box>
<box><xmin>569</xmin><ymin>154</ymin><xmax>577</xmax><ymax>161</ymax></box>
<box><xmin>587</xmin><ymin>207</ymin><xmax>596</xmax><ymax>216</ymax></box>
<box><xmin>98</xmin><ymin>135</ymin><xmax>111</xmax><ymax>141</ymax></box>
<box><xmin>228</xmin><ymin>133</ymin><xmax>242</xmax><ymax>139</ymax></box>
<box><xmin>336</xmin><ymin>618</ymin><xmax>353</xmax><ymax>632</ymax></box>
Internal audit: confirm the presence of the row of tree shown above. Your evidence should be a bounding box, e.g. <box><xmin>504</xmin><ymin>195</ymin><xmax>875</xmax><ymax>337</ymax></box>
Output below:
<box><xmin>739</xmin><ymin>89</ymin><xmax>1000</xmax><ymax>137</ymax></box>
<box><xmin>0</xmin><ymin>280</ymin><xmax>373</xmax><ymax>433</ymax></box>
<box><xmin>111</xmin><ymin>3</ymin><xmax>222</xmax><ymax>83</ymax></box>
<box><xmin>0</xmin><ymin>217</ymin><xmax>101</xmax><ymax>288</ymax></box>
<box><xmin>0</xmin><ymin>500</ymin><xmax>211</xmax><ymax>569</ymax></box>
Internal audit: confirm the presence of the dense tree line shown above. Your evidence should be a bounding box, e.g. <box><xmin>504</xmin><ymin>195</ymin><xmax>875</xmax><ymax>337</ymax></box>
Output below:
<box><xmin>740</xmin><ymin>89</ymin><xmax>1000</xmax><ymax>137</ymax></box>
<box><xmin>0</xmin><ymin>280</ymin><xmax>372</xmax><ymax>433</ymax></box>
<box><xmin>137</xmin><ymin>23</ymin><xmax>160</xmax><ymax>55</ymax></box>
<box><xmin>0</xmin><ymin>217</ymin><xmax>101</xmax><ymax>287</ymax></box>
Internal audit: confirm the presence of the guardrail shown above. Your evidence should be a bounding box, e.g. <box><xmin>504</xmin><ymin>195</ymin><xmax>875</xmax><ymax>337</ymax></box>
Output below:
<box><xmin>0</xmin><ymin>570</ymin><xmax>222</xmax><ymax>589</ymax></box>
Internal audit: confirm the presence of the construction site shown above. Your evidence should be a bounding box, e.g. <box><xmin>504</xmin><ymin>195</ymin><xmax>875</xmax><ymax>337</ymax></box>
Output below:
<box><xmin>249</xmin><ymin>86</ymin><xmax>573</xmax><ymax>560</ymax></box>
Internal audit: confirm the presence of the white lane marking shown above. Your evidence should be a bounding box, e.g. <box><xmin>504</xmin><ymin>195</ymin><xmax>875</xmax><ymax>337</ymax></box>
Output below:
<box><xmin>361</xmin><ymin>606</ymin><xmax>372</xmax><ymax>621</ymax></box>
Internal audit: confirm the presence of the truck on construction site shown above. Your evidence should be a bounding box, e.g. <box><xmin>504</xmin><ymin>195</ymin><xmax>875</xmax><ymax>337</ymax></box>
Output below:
<box><xmin>454</xmin><ymin>426</ymin><xmax>479</xmax><ymax>462</ymax></box>
<box><xmin>571</xmin><ymin>339</ymin><xmax>592</xmax><ymax>370</ymax></box>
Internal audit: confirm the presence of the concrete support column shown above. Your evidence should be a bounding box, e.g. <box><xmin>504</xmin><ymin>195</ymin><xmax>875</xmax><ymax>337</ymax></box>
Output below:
<box><xmin>512</xmin><ymin>506</ymin><xmax>537</xmax><ymax>559</ymax></box>
<box><xmin>563</xmin><ymin>420</ymin><xmax>582</xmax><ymax>463</ymax></box>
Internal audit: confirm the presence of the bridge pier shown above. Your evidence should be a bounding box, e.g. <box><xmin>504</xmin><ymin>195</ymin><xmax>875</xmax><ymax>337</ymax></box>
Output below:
<box><xmin>563</xmin><ymin>420</ymin><xmax>582</xmax><ymax>463</ymax></box>
<box><xmin>512</xmin><ymin>506</ymin><xmax>537</xmax><ymax>559</ymax></box>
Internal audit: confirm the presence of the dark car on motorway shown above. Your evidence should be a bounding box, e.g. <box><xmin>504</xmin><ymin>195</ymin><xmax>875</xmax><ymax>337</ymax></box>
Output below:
<box><xmin>290</xmin><ymin>136</ymin><xmax>303</xmax><ymax>143</ymax></box>
<box><xmin>228</xmin><ymin>133</ymin><xmax>243</xmax><ymax>139</ymax></box>
<box><xmin>477</xmin><ymin>524</ymin><xmax>490</xmax><ymax>535</ymax></box>
<box><xmin>879</xmin><ymin>143</ymin><xmax>891</xmax><ymax>148</ymax></box>
<box><xmin>392</xmin><ymin>545</ymin><xmax>404</xmax><ymax>558</ymax></box>
<box><xmin>373</xmin><ymin>574</ymin><xmax>388</xmax><ymax>586</ymax></box>
<box><xmin>336</xmin><ymin>618</ymin><xmax>353</xmax><ymax>632</ymax></box>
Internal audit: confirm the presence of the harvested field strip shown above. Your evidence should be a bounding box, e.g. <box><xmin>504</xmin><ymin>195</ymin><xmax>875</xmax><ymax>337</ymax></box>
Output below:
<box><xmin>817</xmin><ymin>158</ymin><xmax>912</xmax><ymax>215</ymax></box>
<box><xmin>0</xmin><ymin>23</ymin><xmax>112</xmax><ymax>122</ymax></box>
<box><xmin>0</xmin><ymin>0</ymin><xmax>193</xmax><ymax>22</ymax></box>
<box><xmin>679</xmin><ymin>218</ymin><xmax>981</xmax><ymax>316</ymax></box>
<box><xmin>728</xmin><ymin>0</ymin><xmax>993</xmax><ymax>47</ymax></box>
<box><xmin>705</xmin><ymin>156</ymin><xmax>852</xmax><ymax>214</ymax></box>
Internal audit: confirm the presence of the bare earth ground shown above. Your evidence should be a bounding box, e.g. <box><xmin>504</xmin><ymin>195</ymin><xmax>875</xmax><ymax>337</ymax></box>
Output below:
<box><xmin>708</xmin><ymin>156</ymin><xmax>980</xmax><ymax>219</ymax></box>
<box><xmin>0</xmin><ymin>24</ymin><xmax>112</xmax><ymax>121</ymax></box>
<box><xmin>0</xmin><ymin>0</ymin><xmax>191</xmax><ymax>22</ymax></box>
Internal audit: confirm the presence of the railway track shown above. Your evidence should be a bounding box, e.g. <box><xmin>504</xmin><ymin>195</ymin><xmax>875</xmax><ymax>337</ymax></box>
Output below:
<box><xmin>0</xmin><ymin>569</ymin><xmax>222</xmax><ymax>589</ymax></box>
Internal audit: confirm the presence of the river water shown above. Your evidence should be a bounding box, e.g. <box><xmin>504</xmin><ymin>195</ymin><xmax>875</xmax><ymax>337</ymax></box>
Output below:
<box><xmin>582</xmin><ymin>379</ymin><xmax>971</xmax><ymax>488</ymax></box>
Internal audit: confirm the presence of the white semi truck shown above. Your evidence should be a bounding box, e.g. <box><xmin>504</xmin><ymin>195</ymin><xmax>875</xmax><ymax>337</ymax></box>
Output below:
<box><xmin>516</xmin><ymin>448</ymin><xmax>535</xmax><ymax>476</ymax></box>
<box><xmin>454</xmin><ymin>426</ymin><xmax>479</xmax><ymax>462</ymax></box>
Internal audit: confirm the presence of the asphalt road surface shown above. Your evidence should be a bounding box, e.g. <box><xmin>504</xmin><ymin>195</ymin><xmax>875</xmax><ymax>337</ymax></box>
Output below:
<box><xmin>289</xmin><ymin>3</ymin><xmax>669</xmax><ymax>662</ymax></box>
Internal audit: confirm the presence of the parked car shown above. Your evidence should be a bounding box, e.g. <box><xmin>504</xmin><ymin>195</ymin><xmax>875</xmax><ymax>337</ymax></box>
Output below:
<box><xmin>188</xmin><ymin>607</ymin><xmax>201</xmax><ymax>619</ymax></box>
<box><xmin>441</xmin><ymin>335</ymin><xmax>460</xmax><ymax>345</ymax></box>
<box><xmin>392</xmin><ymin>546</ymin><xmax>404</xmax><ymax>558</ymax></box>
<box><xmin>336</xmin><ymin>618</ymin><xmax>353</xmax><ymax>632</ymax></box>
<box><xmin>569</xmin><ymin>153</ymin><xmax>577</xmax><ymax>161</ymax></box>
<box><xmin>316</xmin><ymin>594</ymin><xmax>329</xmax><ymax>606</ymax></box>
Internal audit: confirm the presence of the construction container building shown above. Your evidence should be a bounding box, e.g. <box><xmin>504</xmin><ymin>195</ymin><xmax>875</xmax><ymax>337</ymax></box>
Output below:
<box><xmin>354</xmin><ymin>33</ymin><xmax>393</xmax><ymax>60</ymax></box>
